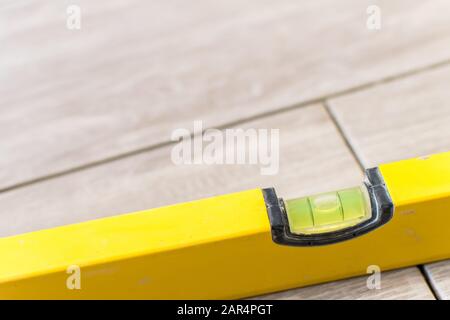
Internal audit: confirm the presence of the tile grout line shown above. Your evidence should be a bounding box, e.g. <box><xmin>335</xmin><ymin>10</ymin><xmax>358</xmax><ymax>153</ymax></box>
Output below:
<box><xmin>208</xmin><ymin>57</ymin><xmax>450</xmax><ymax>135</ymax></box>
<box><xmin>324</xmin><ymin>100</ymin><xmax>442</xmax><ymax>300</ymax></box>
<box><xmin>323</xmin><ymin>100</ymin><xmax>366</xmax><ymax>172</ymax></box>
<box><xmin>2</xmin><ymin>58</ymin><xmax>450</xmax><ymax>195</ymax></box>
<box><xmin>325</xmin><ymin>99</ymin><xmax>443</xmax><ymax>300</ymax></box>
<box><xmin>419</xmin><ymin>265</ymin><xmax>442</xmax><ymax>300</ymax></box>
<box><xmin>0</xmin><ymin>140</ymin><xmax>176</xmax><ymax>194</ymax></box>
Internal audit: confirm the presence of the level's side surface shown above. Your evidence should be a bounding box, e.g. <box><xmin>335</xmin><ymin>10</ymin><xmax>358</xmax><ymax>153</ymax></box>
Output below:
<box><xmin>0</xmin><ymin>189</ymin><xmax>270</xmax><ymax>298</ymax></box>
<box><xmin>379</xmin><ymin>151</ymin><xmax>450</xmax><ymax>207</ymax></box>
<box><xmin>2</xmin><ymin>151</ymin><xmax>450</xmax><ymax>299</ymax></box>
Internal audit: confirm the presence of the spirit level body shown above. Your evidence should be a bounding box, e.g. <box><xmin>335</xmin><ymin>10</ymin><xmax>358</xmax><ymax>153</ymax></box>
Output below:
<box><xmin>1</xmin><ymin>152</ymin><xmax>450</xmax><ymax>299</ymax></box>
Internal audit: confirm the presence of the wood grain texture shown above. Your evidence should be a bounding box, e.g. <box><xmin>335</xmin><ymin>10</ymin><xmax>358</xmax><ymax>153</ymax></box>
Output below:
<box><xmin>328</xmin><ymin>64</ymin><xmax>450</xmax><ymax>168</ymax></box>
<box><xmin>2</xmin><ymin>0</ymin><xmax>450</xmax><ymax>189</ymax></box>
<box><xmin>253</xmin><ymin>268</ymin><xmax>434</xmax><ymax>300</ymax></box>
<box><xmin>0</xmin><ymin>104</ymin><xmax>433</xmax><ymax>299</ymax></box>
<box><xmin>0</xmin><ymin>104</ymin><xmax>363</xmax><ymax>236</ymax></box>
<box><xmin>425</xmin><ymin>261</ymin><xmax>450</xmax><ymax>300</ymax></box>
<box><xmin>329</xmin><ymin>64</ymin><xmax>450</xmax><ymax>299</ymax></box>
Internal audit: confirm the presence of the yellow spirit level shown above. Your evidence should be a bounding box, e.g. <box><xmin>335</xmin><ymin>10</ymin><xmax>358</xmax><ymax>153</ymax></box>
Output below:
<box><xmin>1</xmin><ymin>152</ymin><xmax>450</xmax><ymax>299</ymax></box>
